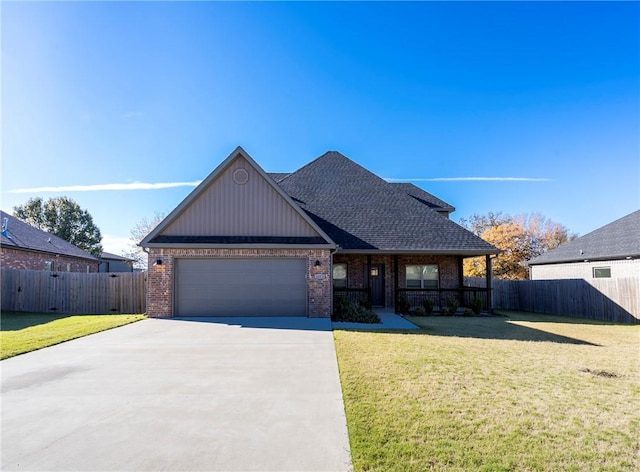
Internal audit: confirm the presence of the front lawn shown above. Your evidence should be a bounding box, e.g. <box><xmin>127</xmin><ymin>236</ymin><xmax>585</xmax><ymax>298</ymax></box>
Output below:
<box><xmin>334</xmin><ymin>311</ymin><xmax>640</xmax><ymax>471</ymax></box>
<box><xmin>1</xmin><ymin>312</ymin><xmax>146</xmax><ymax>360</ymax></box>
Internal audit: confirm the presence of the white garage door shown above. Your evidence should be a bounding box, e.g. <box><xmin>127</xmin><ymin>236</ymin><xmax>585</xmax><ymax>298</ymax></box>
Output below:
<box><xmin>175</xmin><ymin>258</ymin><xmax>307</xmax><ymax>316</ymax></box>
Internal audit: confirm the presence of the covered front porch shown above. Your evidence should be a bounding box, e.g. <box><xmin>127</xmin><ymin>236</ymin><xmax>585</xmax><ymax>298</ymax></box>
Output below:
<box><xmin>331</xmin><ymin>253</ymin><xmax>493</xmax><ymax>314</ymax></box>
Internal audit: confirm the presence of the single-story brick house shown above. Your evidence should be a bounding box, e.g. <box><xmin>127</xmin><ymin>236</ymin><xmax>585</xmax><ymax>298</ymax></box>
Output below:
<box><xmin>141</xmin><ymin>147</ymin><xmax>499</xmax><ymax>318</ymax></box>
<box><xmin>1</xmin><ymin>210</ymin><xmax>100</xmax><ymax>272</ymax></box>
<box><xmin>99</xmin><ymin>252</ymin><xmax>134</xmax><ymax>273</ymax></box>
<box><xmin>529</xmin><ymin>210</ymin><xmax>640</xmax><ymax>280</ymax></box>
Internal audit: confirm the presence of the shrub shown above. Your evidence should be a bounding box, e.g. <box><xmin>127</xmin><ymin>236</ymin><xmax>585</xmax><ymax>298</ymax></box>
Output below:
<box><xmin>440</xmin><ymin>307</ymin><xmax>449</xmax><ymax>316</ymax></box>
<box><xmin>359</xmin><ymin>298</ymin><xmax>372</xmax><ymax>310</ymax></box>
<box><xmin>333</xmin><ymin>297</ymin><xmax>381</xmax><ymax>324</ymax></box>
<box><xmin>470</xmin><ymin>296</ymin><xmax>483</xmax><ymax>314</ymax></box>
<box><xmin>334</xmin><ymin>296</ymin><xmax>351</xmax><ymax>315</ymax></box>
<box><xmin>463</xmin><ymin>308</ymin><xmax>473</xmax><ymax>317</ymax></box>
<box><xmin>397</xmin><ymin>295</ymin><xmax>411</xmax><ymax>314</ymax></box>
<box><xmin>447</xmin><ymin>298</ymin><xmax>460</xmax><ymax>314</ymax></box>
<box><xmin>422</xmin><ymin>297</ymin><xmax>434</xmax><ymax>314</ymax></box>
<box><xmin>414</xmin><ymin>307</ymin><xmax>426</xmax><ymax>316</ymax></box>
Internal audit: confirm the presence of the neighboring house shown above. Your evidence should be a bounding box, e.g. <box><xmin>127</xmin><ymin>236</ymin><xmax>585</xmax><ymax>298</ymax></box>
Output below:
<box><xmin>99</xmin><ymin>252</ymin><xmax>134</xmax><ymax>273</ymax></box>
<box><xmin>141</xmin><ymin>147</ymin><xmax>499</xmax><ymax>318</ymax></box>
<box><xmin>0</xmin><ymin>210</ymin><xmax>99</xmax><ymax>272</ymax></box>
<box><xmin>529</xmin><ymin>210</ymin><xmax>640</xmax><ymax>280</ymax></box>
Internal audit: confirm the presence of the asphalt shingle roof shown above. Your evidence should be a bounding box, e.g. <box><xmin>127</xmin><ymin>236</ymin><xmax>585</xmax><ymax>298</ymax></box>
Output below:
<box><xmin>276</xmin><ymin>151</ymin><xmax>498</xmax><ymax>254</ymax></box>
<box><xmin>529</xmin><ymin>210</ymin><xmax>640</xmax><ymax>265</ymax></box>
<box><xmin>0</xmin><ymin>210</ymin><xmax>98</xmax><ymax>261</ymax></box>
<box><xmin>267</xmin><ymin>173</ymin><xmax>291</xmax><ymax>183</ymax></box>
<box><xmin>390</xmin><ymin>182</ymin><xmax>455</xmax><ymax>212</ymax></box>
<box><xmin>101</xmin><ymin>252</ymin><xmax>134</xmax><ymax>262</ymax></box>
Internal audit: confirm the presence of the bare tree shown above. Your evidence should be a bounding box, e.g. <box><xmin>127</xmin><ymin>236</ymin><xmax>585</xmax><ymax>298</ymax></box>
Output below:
<box><xmin>123</xmin><ymin>212</ymin><xmax>167</xmax><ymax>269</ymax></box>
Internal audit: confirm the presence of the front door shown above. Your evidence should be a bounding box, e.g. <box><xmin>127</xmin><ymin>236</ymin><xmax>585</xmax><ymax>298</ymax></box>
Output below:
<box><xmin>369</xmin><ymin>264</ymin><xmax>385</xmax><ymax>307</ymax></box>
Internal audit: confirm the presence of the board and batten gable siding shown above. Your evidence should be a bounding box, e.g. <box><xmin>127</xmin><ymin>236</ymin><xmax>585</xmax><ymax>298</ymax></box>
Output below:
<box><xmin>160</xmin><ymin>156</ymin><xmax>320</xmax><ymax>238</ymax></box>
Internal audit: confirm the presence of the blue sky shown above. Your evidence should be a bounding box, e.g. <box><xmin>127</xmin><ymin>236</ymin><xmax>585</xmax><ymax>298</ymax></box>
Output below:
<box><xmin>2</xmin><ymin>1</ymin><xmax>638</xmax><ymax>255</ymax></box>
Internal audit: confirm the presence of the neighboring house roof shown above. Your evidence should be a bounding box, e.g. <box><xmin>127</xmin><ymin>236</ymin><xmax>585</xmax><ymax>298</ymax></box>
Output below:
<box><xmin>0</xmin><ymin>210</ymin><xmax>99</xmax><ymax>261</ymax></box>
<box><xmin>529</xmin><ymin>210</ymin><xmax>640</xmax><ymax>265</ymax></box>
<box><xmin>276</xmin><ymin>151</ymin><xmax>498</xmax><ymax>255</ymax></box>
<box><xmin>101</xmin><ymin>252</ymin><xmax>134</xmax><ymax>262</ymax></box>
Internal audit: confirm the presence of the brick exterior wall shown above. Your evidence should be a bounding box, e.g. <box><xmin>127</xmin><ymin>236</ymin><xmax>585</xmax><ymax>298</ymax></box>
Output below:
<box><xmin>333</xmin><ymin>253</ymin><xmax>462</xmax><ymax>309</ymax></box>
<box><xmin>147</xmin><ymin>247</ymin><xmax>332</xmax><ymax>318</ymax></box>
<box><xmin>1</xmin><ymin>247</ymin><xmax>99</xmax><ymax>273</ymax></box>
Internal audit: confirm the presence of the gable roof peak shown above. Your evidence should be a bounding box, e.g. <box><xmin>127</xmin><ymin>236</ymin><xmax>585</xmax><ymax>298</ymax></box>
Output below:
<box><xmin>289</xmin><ymin>149</ymin><xmax>390</xmax><ymax>187</ymax></box>
<box><xmin>140</xmin><ymin>146</ymin><xmax>336</xmax><ymax>248</ymax></box>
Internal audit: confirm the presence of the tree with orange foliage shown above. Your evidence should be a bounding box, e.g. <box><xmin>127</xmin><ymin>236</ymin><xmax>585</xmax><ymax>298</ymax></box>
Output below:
<box><xmin>459</xmin><ymin>212</ymin><xmax>575</xmax><ymax>279</ymax></box>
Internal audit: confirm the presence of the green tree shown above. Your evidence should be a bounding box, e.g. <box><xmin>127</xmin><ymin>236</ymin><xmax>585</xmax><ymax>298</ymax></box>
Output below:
<box><xmin>122</xmin><ymin>211</ymin><xmax>167</xmax><ymax>269</ymax></box>
<box><xmin>14</xmin><ymin>197</ymin><xmax>103</xmax><ymax>257</ymax></box>
<box><xmin>459</xmin><ymin>212</ymin><xmax>575</xmax><ymax>280</ymax></box>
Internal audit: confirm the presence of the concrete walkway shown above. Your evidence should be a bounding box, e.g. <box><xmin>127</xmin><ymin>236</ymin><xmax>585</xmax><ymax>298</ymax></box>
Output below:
<box><xmin>1</xmin><ymin>317</ymin><xmax>352</xmax><ymax>472</ymax></box>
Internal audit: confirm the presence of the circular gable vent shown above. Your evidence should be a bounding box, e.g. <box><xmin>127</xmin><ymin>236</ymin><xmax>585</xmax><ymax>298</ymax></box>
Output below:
<box><xmin>233</xmin><ymin>168</ymin><xmax>249</xmax><ymax>185</ymax></box>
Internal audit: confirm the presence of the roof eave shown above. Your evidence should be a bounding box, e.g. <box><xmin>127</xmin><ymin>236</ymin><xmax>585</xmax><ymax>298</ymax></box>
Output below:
<box><xmin>529</xmin><ymin>254</ymin><xmax>640</xmax><ymax>266</ymax></box>
<box><xmin>141</xmin><ymin>243</ymin><xmax>337</xmax><ymax>250</ymax></box>
<box><xmin>336</xmin><ymin>248</ymin><xmax>501</xmax><ymax>256</ymax></box>
<box><xmin>1</xmin><ymin>244</ymin><xmax>100</xmax><ymax>261</ymax></box>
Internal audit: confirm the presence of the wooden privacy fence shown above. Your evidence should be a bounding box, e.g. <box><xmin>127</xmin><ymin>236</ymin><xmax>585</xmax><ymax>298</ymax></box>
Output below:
<box><xmin>465</xmin><ymin>276</ymin><xmax>639</xmax><ymax>323</ymax></box>
<box><xmin>1</xmin><ymin>268</ymin><xmax>146</xmax><ymax>314</ymax></box>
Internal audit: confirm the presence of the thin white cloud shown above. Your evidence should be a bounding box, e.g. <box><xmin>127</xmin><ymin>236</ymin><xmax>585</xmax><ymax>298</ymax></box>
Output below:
<box><xmin>384</xmin><ymin>177</ymin><xmax>552</xmax><ymax>182</ymax></box>
<box><xmin>8</xmin><ymin>181</ymin><xmax>202</xmax><ymax>193</ymax></box>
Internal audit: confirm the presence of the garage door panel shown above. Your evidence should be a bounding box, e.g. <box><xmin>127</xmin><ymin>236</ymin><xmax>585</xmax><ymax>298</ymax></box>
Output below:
<box><xmin>175</xmin><ymin>259</ymin><xmax>307</xmax><ymax>316</ymax></box>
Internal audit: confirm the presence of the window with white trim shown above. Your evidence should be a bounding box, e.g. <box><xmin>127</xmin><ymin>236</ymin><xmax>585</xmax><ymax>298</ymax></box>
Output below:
<box><xmin>593</xmin><ymin>266</ymin><xmax>611</xmax><ymax>278</ymax></box>
<box><xmin>44</xmin><ymin>261</ymin><xmax>53</xmax><ymax>271</ymax></box>
<box><xmin>406</xmin><ymin>265</ymin><xmax>439</xmax><ymax>289</ymax></box>
<box><xmin>333</xmin><ymin>263</ymin><xmax>347</xmax><ymax>288</ymax></box>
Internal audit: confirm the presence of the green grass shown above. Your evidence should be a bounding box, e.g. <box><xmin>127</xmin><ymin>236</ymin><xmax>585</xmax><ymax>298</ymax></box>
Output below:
<box><xmin>1</xmin><ymin>312</ymin><xmax>146</xmax><ymax>360</ymax></box>
<box><xmin>334</xmin><ymin>311</ymin><xmax>640</xmax><ymax>471</ymax></box>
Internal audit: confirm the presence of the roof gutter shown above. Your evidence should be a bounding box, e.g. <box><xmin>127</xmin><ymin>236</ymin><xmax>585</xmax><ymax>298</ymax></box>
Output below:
<box><xmin>141</xmin><ymin>243</ymin><xmax>337</xmax><ymax>250</ymax></box>
<box><xmin>334</xmin><ymin>248</ymin><xmax>501</xmax><ymax>256</ymax></box>
<box><xmin>529</xmin><ymin>255</ymin><xmax>639</xmax><ymax>266</ymax></box>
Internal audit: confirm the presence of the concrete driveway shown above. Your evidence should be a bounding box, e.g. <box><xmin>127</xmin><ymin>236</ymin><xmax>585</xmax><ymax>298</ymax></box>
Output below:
<box><xmin>1</xmin><ymin>317</ymin><xmax>352</xmax><ymax>471</ymax></box>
